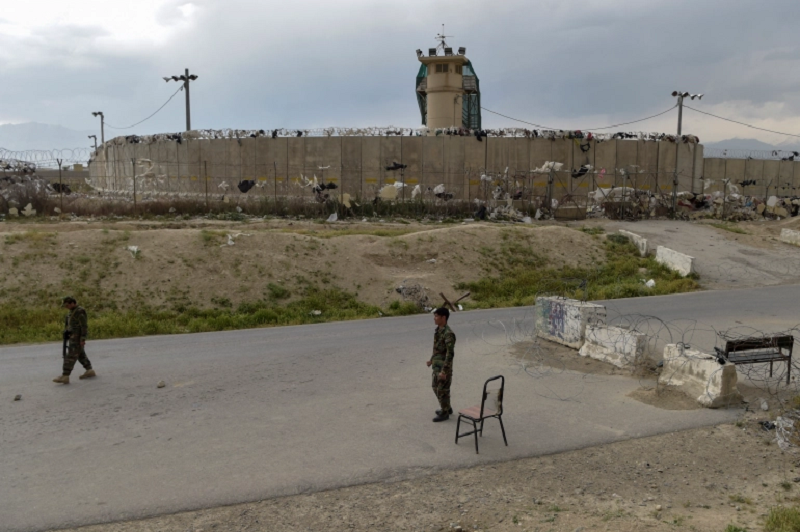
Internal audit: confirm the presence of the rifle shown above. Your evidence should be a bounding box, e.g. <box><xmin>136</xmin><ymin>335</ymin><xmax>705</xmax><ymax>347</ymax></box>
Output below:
<box><xmin>62</xmin><ymin>314</ymin><xmax>70</xmax><ymax>359</ymax></box>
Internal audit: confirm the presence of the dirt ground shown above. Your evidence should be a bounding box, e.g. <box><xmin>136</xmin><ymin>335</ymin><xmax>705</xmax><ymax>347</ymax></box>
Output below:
<box><xmin>0</xmin><ymin>219</ymin><xmax>604</xmax><ymax>310</ymax></box>
<box><xmin>56</xmin><ymin>415</ymin><xmax>794</xmax><ymax>532</ymax></box>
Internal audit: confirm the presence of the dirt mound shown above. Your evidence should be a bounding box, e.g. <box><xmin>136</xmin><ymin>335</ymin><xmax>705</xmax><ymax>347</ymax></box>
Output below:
<box><xmin>0</xmin><ymin>221</ymin><xmax>605</xmax><ymax>311</ymax></box>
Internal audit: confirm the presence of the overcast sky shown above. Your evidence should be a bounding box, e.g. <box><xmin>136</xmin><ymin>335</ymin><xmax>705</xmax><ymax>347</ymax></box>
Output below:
<box><xmin>2</xmin><ymin>0</ymin><xmax>799</xmax><ymax>146</ymax></box>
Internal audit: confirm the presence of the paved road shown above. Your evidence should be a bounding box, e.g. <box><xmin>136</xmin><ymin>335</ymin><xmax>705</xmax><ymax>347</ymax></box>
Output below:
<box><xmin>4</xmin><ymin>285</ymin><xmax>799</xmax><ymax>532</ymax></box>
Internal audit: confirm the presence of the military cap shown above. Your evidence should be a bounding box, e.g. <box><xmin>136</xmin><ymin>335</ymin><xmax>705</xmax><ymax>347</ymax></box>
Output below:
<box><xmin>61</xmin><ymin>296</ymin><xmax>77</xmax><ymax>305</ymax></box>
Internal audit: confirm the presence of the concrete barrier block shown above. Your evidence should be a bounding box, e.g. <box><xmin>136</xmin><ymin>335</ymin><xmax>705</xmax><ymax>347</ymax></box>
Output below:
<box><xmin>656</xmin><ymin>246</ymin><xmax>695</xmax><ymax>276</ymax></box>
<box><xmin>658</xmin><ymin>344</ymin><xmax>742</xmax><ymax>408</ymax></box>
<box><xmin>618</xmin><ymin>230</ymin><xmax>648</xmax><ymax>257</ymax></box>
<box><xmin>780</xmin><ymin>228</ymin><xmax>800</xmax><ymax>246</ymax></box>
<box><xmin>535</xmin><ymin>297</ymin><xmax>606</xmax><ymax>349</ymax></box>
<box><xmin>579</xmin><ymin>325</ymin><xmax>647</xmax><ymax>368</ymax></box>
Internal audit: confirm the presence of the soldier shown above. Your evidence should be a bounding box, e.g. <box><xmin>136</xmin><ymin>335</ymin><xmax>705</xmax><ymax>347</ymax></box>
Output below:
<box><xmin>426</xmin><ymin>307</ymin><xmax>456</xmax><ymax>422</ymax></box>
<box><xmin>53</xmin><ymin>296</ymin><xmax>96</xmax><ymax>384</ymax></box>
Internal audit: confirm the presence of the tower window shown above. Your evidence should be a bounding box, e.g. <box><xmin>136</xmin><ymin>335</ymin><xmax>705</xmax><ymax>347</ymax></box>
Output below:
<box><xmin>435</xmin><ymin>64</ymin><xmax>448</xmax><ymax>73</ymax></box>
<box><xmin>455</xmin><ymin>65</ymin><xmax>463</xmax><ymax>75</ymax></box>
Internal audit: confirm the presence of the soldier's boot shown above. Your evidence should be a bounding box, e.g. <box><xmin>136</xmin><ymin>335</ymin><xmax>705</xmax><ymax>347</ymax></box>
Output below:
<box><xmin>435</xmin><ymin>408</ymin><xmax>454</xmax><ymax>416</ymax></box>
<box><xmin>78</xmin><ymin>369</ymin><xmax>96</xmax><ymax>380</ymax></box>
<box><xmin>52</xmin><ymin>375</ymin><xmax>70</xmax><ymax>384</ymax></box>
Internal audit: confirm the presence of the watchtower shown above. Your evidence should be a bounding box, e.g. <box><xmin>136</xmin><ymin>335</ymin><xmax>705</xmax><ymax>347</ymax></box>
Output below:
<box><xmin>415</xmin><ymin>28</ymin><xmax>481</xmax><ymax>132</ymax></box>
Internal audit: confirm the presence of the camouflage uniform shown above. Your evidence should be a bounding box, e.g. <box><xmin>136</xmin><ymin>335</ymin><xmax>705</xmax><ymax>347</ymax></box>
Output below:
<box><xmin>430</xmin><ymin>324</ymin><xmax>456</xmax><ymax>413</ymax></box>
<box><xmin>63</xmin><ymin>305</ymin><xmax>92</xmax><ymax>376</ymax></box>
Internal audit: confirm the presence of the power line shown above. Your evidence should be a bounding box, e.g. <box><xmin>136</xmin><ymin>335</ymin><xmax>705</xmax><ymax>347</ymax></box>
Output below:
<box><xmin>106</xmin><ymin>86</ymin><xmax>184</xmax><ymax>130</ymax></box>
<box><xmin>479</xmin><ymin>104</ymin><xmax>678</xmax><ymax>131</ymax></box>
<box><xmin>683</xmin><ymin>104</ymin><xmax>800</xmax><ymax>139</ymax></box>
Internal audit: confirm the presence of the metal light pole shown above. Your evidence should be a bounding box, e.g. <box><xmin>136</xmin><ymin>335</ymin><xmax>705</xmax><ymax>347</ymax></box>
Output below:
<box><xmin>88</xmin><ymin>135</ymin><xmax>97</xmax><ymax>152</ymax></box>
<box><xmin>163</xmin><ymin>68</ymin><xmax>199</xmax><ymax>131</ymax></box>
<box><xmin>92</xmin><ymin>112</ymin><xmax>105</xmax><ymax>181</ymax></box>
<box><xmin>670</xmin><ymin>91</ymin><xmax>704</xmax><ymax>216</ymax></box>
<box><xmin>91</xmin><ymin>111</ymin><xmax>105</xmax><ymax>147</ymax></box>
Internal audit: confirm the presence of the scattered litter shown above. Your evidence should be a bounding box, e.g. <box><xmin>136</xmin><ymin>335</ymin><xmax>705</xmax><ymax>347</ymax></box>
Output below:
<box><xmin>457</xmin><ymin>304</ymin><xmax>463</xmax><ymax>311</ymax></box>
<box><xmin>426</xmin><ymin>258</ymin><xmax>437</xmax><ymax>264</ymax></box>
<box><xmin>396</xmin><ymin>281</ymin><xmax>430</xmax><ymax>309</ymax></box>
<box><xmin>310</xmin><ymin>310</ymin><xmax>322</xmax><ymax>316</ymax></box>
<box><xmin>222</xmin><ymin>233</ymin><xmax>252</xmax><ymax>246</ymax></box>
<box><xmin>14</xmin><ymin>394</ymin><xmax>21</xmax><ymax>401</ymax></box>
<box><xmin>522</xmin><ymin>216</ymin><xmax>533</xmax><ymax>224</ymax></box>
<box><xmin>775</xmin><ymin>416</ymin><xmax>796</xmax><ymax>451</ymax></box>
<box><xmin>760</xmin><ymin>420</ymin><xmax>776</xmax><ymax>431</ymax></box>
<box><xmin>326</xmin><ymin>212</ymin><xmax>338</xmax><ymax>223</ymax></box>
<box><xmin>362</xmin><ymin>218</ymin><xmax>367</xmax><ymax>222</ymax></box>
<box><xmin>169</xmin><ymin>207</ymin><xmax>176</xmax><ymax>213</ymax></box>
<box><xmin>157</xmin><ymin>380</ymin><xmax>166</xmax><ymax>388</ymax></box>
<box><xmin>535</xmin><ymin>208</ymin><xmax>542</xmax><ymax>220</ymax></box>
<box><xmin>21</xmin><ymin>203</ymin><xmax>35</xmax><ymax>217</ymax></box>
<box><xmin>53</xmin><ymin>207</ymin><xmax>61</xmax><ymax>214</ymax></box>
<box><xmin>645</xmin><ymin>279</ymin><xmax>656</xmax><ymax>288</ymax></box>
<box><xmin>761</xmin><ymin>399</ymin><xmax>770</xmax><ymax>411</ymax></box>
<box><xmin>235</xmin><ymin>206</ymin><xmax>243</xmax><ymax>213</ymax></box>
<box><xmin>126</xmin><ymin>245</ymin><xmax>140</xmax><ymax>258</ymax></box>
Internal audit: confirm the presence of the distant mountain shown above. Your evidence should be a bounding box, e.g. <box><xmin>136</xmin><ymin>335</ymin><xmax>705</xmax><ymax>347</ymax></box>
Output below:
<box><xmin>703</xmin><ymin>137</ymin><xmax>800</xmax><ymax>153</ymax></box>
<box><xmin>0</xmin><ymin>122</ymin><xmax>97</xmax><ymax>152</ymax></box>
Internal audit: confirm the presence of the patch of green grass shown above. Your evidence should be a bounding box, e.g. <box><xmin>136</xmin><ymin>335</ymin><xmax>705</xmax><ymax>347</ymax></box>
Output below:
<box><xmin>782</xmin><ymin>481</ymin><xmax>794</xmax><ymax>492</ymax></box>
<box><xmin>280</xmin><ymin>227</ymin><xmax>421</xmax><ymax>239</ymax></box>
<box><xmin>0</xmin><ymin>287</ymin><xmax>422</xmax><ymax>345</ymax></box>
<box><xmin>4</xmin><ymin>230</ymin><xmax>57</xmax><ymax>246</ymax></box>
<box><xmin>729</xmin><ymin>495</ymin><xmax>753</xmax><ymax>505</ymax></box>
<box><xmin>724</xmin><ymin>525</ymin><xmax>748</xmax><ymax>532</ymax></box>
<box><xmin>710</xmin><ymin>222</ymin><xmax>748</xmax><ymax>234</ymax></box>
<box><xmin>580</xmin><ymin>226</ymin><xmax>605</xmax><ymax>235</ymax></box>
<box><xmin>457</xmin><ymin>236</ymin><xmax>699</xmax><ymax>308</ymax></box>
<box><xmin>765</xmin><ymin>506</ymin><xmax>800</xmax><ymax>532</ymax></box>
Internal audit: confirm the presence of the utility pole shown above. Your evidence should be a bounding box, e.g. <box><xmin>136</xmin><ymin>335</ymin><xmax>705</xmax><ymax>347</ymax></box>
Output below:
<box><xmin>164</xmin><ymin>68</ymin><xmax>199</xmax><ymax>131</ymax></box>
<box><xmin>670</xmin><ymin>91</ymin><xmax>704</xmax><ymax>217</ymax></box>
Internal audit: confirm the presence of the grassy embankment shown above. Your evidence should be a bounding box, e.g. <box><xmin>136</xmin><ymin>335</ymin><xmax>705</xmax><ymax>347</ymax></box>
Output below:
<box><xmin>0</xmin><ymin>228</ymin><xmax>698</xmax><ymax>345</ymax></box>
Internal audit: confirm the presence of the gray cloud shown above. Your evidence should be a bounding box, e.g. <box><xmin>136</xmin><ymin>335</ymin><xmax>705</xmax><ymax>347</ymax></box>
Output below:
<box><xmin>2</xmin><ymin>0</ymin><xmax>800</xmax><ymax>145</ymax></box>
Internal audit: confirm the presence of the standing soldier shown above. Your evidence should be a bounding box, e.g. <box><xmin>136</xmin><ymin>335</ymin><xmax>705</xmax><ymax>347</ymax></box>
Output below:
<box><xmin>53</xmin><ymin>296</ymin><xmax>96</xmax><ymax>384</ymax></box>
<box><xmin>426</xmin><ymin>307</ymin><xmax>455</xmax><ymax>422</ymax></box>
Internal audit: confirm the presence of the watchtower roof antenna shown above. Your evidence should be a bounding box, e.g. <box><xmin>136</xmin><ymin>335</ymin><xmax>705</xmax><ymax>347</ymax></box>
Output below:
<box><xmin>435</xmin><ymin>24</ymin><xmax>453</xmax><ymax>52</ymax></box>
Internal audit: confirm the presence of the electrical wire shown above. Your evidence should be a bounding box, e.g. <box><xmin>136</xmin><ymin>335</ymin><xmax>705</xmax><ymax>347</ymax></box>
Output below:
<box><xmin>684</xmin><ymin>104</ymin><xmax>800</xmax><ymax>139</ymax></box>
<box><xmin>479</xmin><ymin>104</ymin><xmax>678</xmax><ymax>131</ymax></box>
<box><xmin>105</xmin><ymin>86</ymin><xmax>184</xmax><ymax>130</ymax></box>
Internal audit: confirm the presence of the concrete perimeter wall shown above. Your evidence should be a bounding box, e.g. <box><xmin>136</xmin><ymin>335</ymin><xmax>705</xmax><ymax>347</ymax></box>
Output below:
<box><xmin>91</xmin><ymin>137</ymin><xmax>702</xmax><ymax>200</ymax></box>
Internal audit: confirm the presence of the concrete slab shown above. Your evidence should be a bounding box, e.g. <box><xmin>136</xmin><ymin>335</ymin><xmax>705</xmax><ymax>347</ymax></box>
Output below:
<box><xmin>659</xmin><ymin>344</ymin><xmax>743</xmax><ymax>408</ymax></box>
<box><xmin>535</xmin><ymin>297</ymin><xmax>606</xmax><ymax>349</ymax></box>
<box><xmin>656</xmin><ymin>246</ymin><xmax>695</xmax><ymax>276</ymax></box>
<box><xmin>579</xmin><ymin>325</ymin><xmax>647</xmax><ymax>369</ymax></box>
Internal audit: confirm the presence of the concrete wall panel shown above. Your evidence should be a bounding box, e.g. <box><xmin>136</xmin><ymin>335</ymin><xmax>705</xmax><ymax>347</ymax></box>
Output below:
<box><xmin>361</xmin><ymin>137</ymin><xmax>381</xmax><ymax>196</ymax></box>
<box><xmin>463</xmin><ymin>136</ymin><xmax>485</xmax><ymax>198</ymax></box>
<box><xmin>341</xmin><ymin>137</ymin><xmax>362</xmax><ymax>198</ymax></box>
<box><xmin>676</xmin><ymin>143</ymin><xmax>695</xmax><ymax>192</ymax></box>
<box><xmin>703</xmin><ymin>158</ymin><xmax>726</xmax><ymax>194</ymax></box>
<box><xmin>422</xmin><ymin>136</ymin><xmax>445</xmax><ymax>190</ymax></box>
<box><xmin>724</xmin><ymin>159</ymin><xmax>745</xmax><ymax>190</ymax></box>
<box><xmin>638</xmin><ymin>141</ymin><xmax>659</xmax><ymax>193</ymax></box>
<box><xmin>656</xmin><ymin>141</ymin><xmax>676</xmax><ymax>193</ymax></box>
<box><xmin>485</xmin><ymin>137</ymin><xmax>509</xmax><ymax>174</ymax></box>
<box><xmin>593</xmin><ymin>140</ymin><xmax>615</xmax><ymax>191</ymax></box>
<box><xmin>616</xmin><ymin>140</ymin><xmax>638</xmax><ymax>189</ymax></box>
<box><xmin>380</xmin><ymin>137</ymin><xmax>402</xmax><ymax>188</ymax></box>
<box><xmin>760</xmin><ymin>160</ymin><xmax>779</xmax><ymax>197</ymax></box>
<box><xmin>443</xmin><ymin>136</ymin><xmax>465</xmax><ymax>197</ymax></box>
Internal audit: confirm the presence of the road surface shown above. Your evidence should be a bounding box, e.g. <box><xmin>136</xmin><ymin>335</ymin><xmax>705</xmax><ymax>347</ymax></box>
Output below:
<box><xmin>3</xmin><ymin>284</ymin><xmax>799</xmax><ymax>531</ymax></box>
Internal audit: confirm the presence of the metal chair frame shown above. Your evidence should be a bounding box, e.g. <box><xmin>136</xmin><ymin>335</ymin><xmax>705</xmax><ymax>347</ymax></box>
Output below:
<box><xmin>455</xmin><ymin>375</ymin><xmax>508</xmax><ymax>454</ymax></box>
